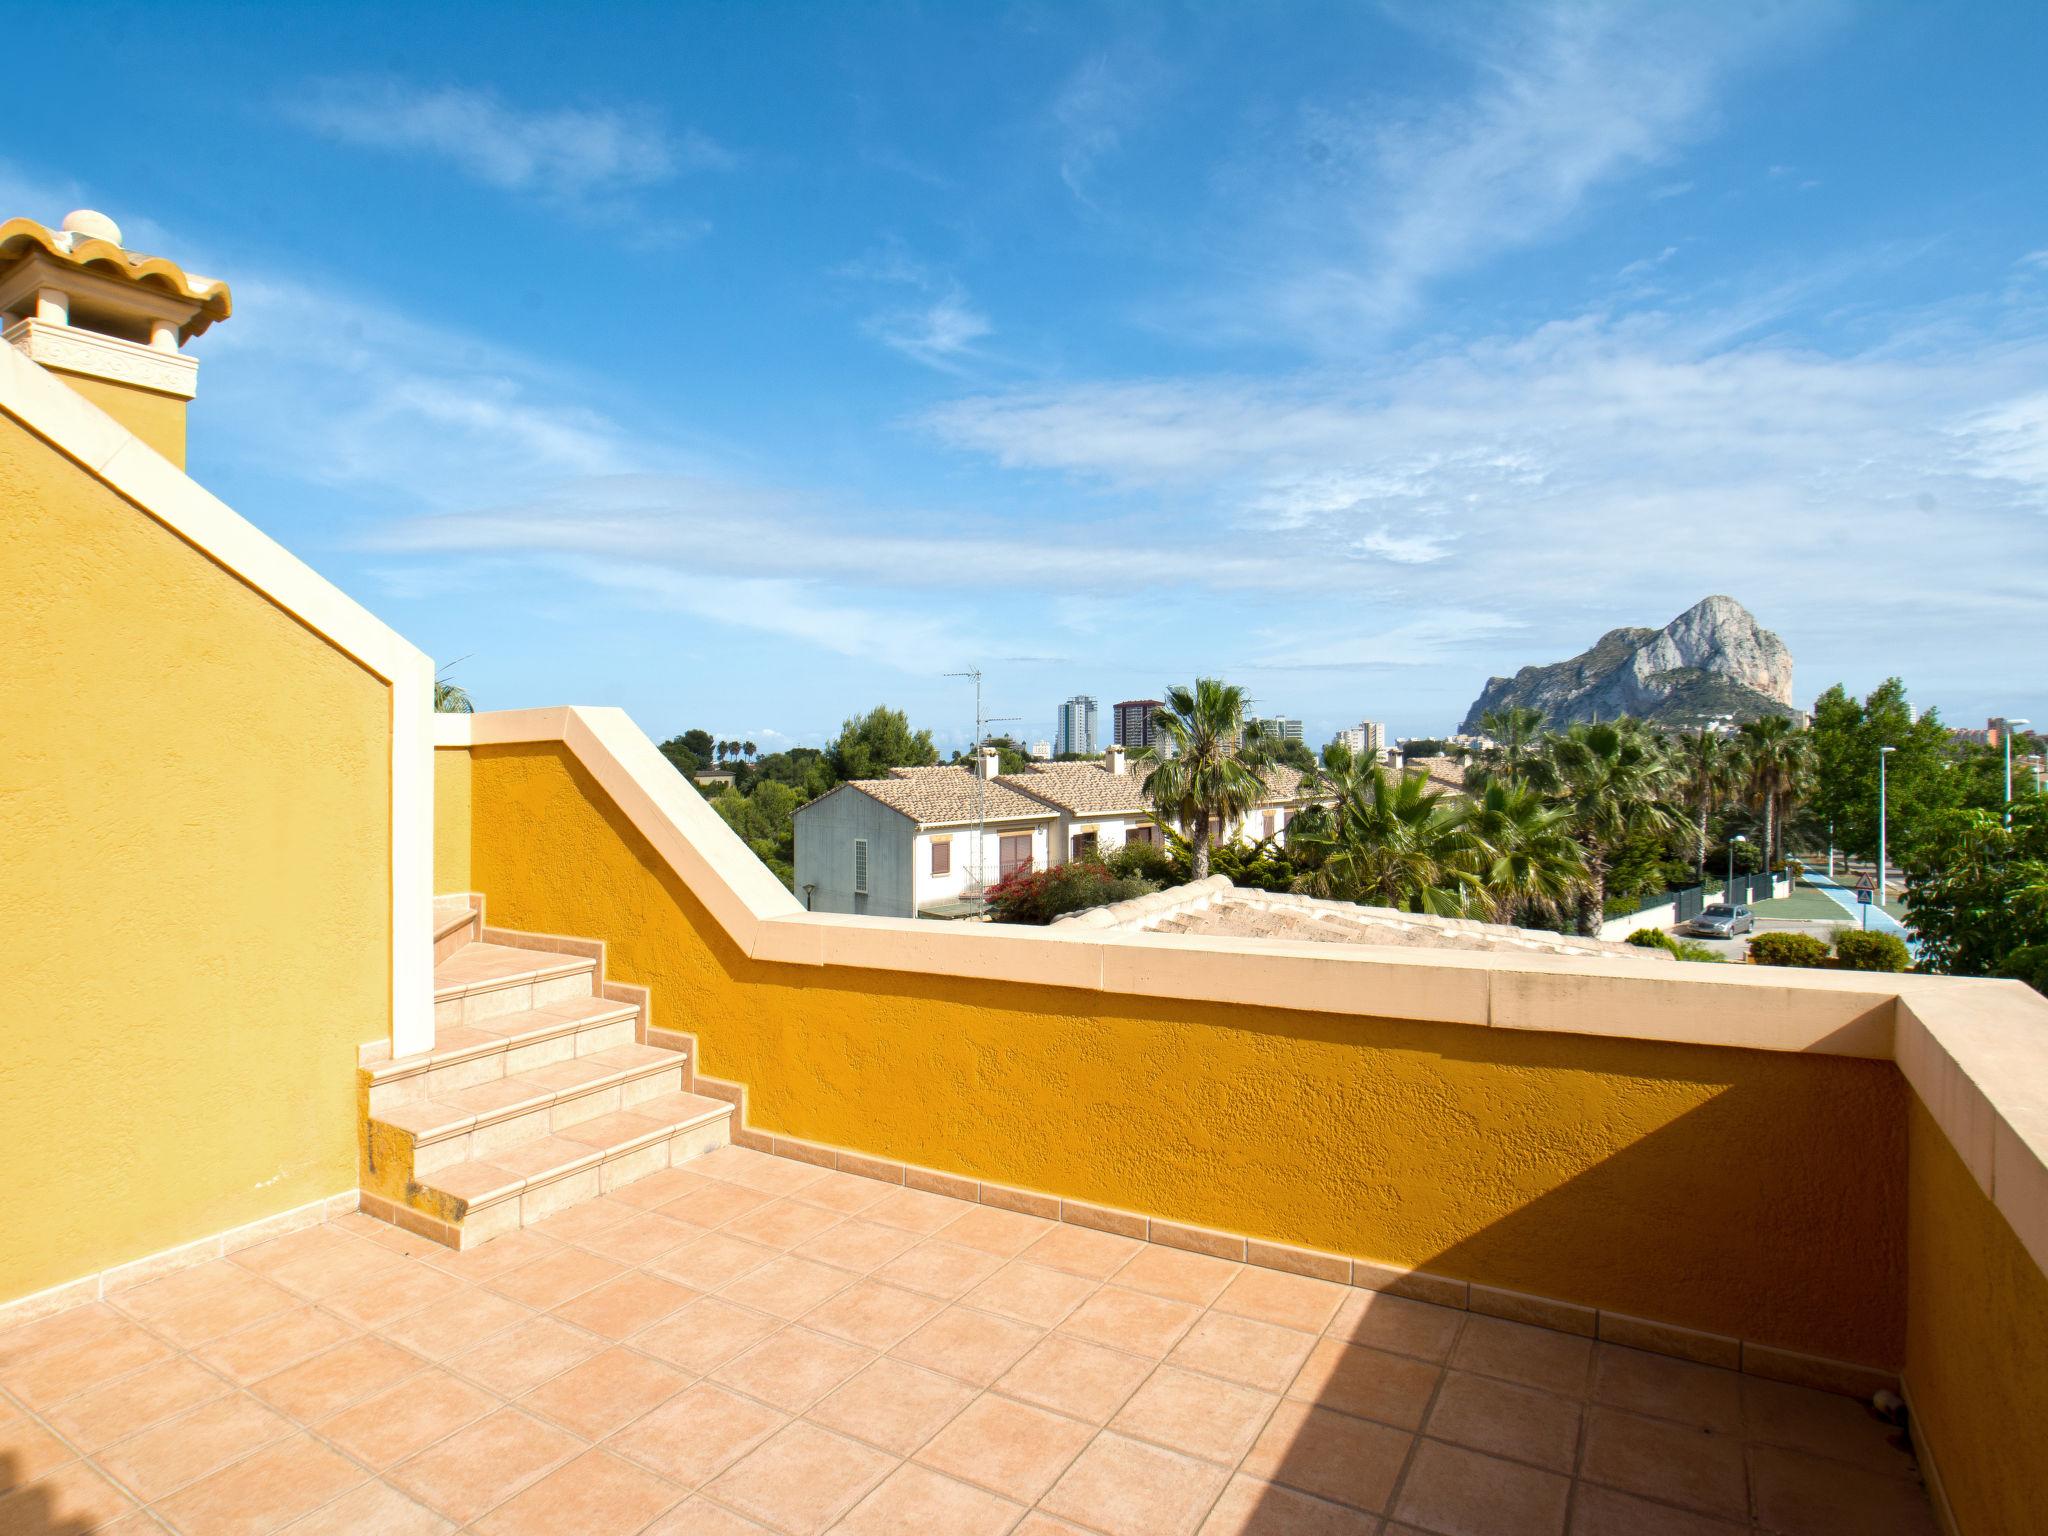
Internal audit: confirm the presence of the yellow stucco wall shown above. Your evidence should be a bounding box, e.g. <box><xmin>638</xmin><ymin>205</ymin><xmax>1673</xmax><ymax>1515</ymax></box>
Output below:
<box><xmin>463</xmin><ymin>741</ymin><xmax>1908</xmax><ymax>1367</ymax></box>
<box><xmin>1905</xmin><ymin>1099</ymin><xmax>2048</xmax><ymax>1531</ymax></box>
<box><xmin>435</xmin><ymin>747</ymin><xmax>472</xmax><ymax>894</ymax></box>
<box><xmin>1</xmin><ymin>412</ymin><xmax>387</xmax><ymax>1305</ymax></box>
<box><xmin>45</xmin><ymin>370</ymin><xmax>186</xmax><ymax>467</ymax></box>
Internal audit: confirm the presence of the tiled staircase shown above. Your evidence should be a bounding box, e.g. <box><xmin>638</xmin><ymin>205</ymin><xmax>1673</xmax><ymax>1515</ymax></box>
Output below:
<box><xmin>358</xmin><ymin>896</ymin><xmax>731</xmax><ymax>1248</ymax></box>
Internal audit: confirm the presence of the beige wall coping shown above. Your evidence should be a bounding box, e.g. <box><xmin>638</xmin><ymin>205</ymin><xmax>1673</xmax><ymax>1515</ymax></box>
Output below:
<box><xmin>441</xmin><ymin>706</ymin><xmax>2048</xmax><ymax>1281</ymax></box>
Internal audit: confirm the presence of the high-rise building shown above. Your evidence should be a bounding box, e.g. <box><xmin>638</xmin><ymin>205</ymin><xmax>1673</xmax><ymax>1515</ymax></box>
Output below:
<box><xmin>1114</xmin><ymin>699</ymin><xmax>1163</xmax><ymax>750</ymax></box>
<box><xmin>1055</xmin><ymin>696</ymin><xmax>1099</xmax><ymax>757</ymax></box>
<box><xmin>1029</xmin><ymin>739</ymin><xmax>1053</xmax><ymax>761</ymax></box>
<box><xmin>1334</xmin><ymin>721</ymin><xmax>1386</xmax><ymax>757</ymax></box>
<box><xmin>1253</xmin><ymin>716</ymin><xmax>1304</xmax><ymax>742</ymax></box>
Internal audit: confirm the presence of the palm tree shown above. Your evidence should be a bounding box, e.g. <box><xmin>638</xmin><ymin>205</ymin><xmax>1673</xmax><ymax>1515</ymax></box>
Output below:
<box><xmin>1458</xmin><ymin>779</ymin><xmax>1586</xmax><ymax>926</ymax></box>
<box><xmin>1673</xmin><ymin>730</ymin><xmax>1736</xmax><ymax>884</ymax></box>
<box><xmin>742</xmin><ymin>740</ymin><xmax>757</xmax><ymax>759</ymax></box>
<box><xmin>1137</xmin><ymin>680</ymin><xmax>1273</xmax><ymax>880</ymax></box>
<box><xmin>1541</xmin><ymin>720</ymin><xmax>1682</xmax><ymax>934</ymax></box>
<box><xmin>433</xmin><ymin>678</ymin><xmax>473</xmax><ymax>714</ymax></box>
<box><xmin>1737</xmin><ymin>716</ymin><xmax>1809</xmax><ymax>869</ymax></box>
<box><xmin>1474</xmin><ymin>706</ymin><xmax>1548</xmax><ymax>786</ymax></box>
<box><xmin>1289</xmin><ymin>757</ymin><xmax>1478</xmax><ymax>913</ymax></box>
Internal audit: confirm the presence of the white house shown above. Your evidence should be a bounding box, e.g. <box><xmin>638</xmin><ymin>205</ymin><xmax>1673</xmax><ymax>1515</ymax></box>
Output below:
<box><xmin>792</xmin><ymin>753</ymin><xmax>1054</xmax><ymax>918</ymax></box>
<box><xmin>1002</xmin><ymin>746</ymin><xmax>1324</xmax><ymax>860</ymax></box>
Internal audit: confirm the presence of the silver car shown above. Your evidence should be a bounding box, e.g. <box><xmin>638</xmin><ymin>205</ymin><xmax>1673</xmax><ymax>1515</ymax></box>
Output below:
<box><xmin>1685</xmin><ymin>903</ymin><xmax>1753</xmax><ymax>938</ymax></box>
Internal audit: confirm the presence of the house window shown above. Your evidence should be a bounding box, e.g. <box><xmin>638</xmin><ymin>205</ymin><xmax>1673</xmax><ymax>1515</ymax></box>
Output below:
<box><xmin>1208</xmin><ymin>816</ymin><xmax>1225</xmax><ymax>841</ymax></box>
<box><xmin>1262</xmin><ymin>811</ymin><xmax>1276</xmax><ymax>838</ymax></box>
<box><xmin>931</xmin><ymin>839</ymin><xmax>950</xmax><ymax>877</ymax></box>
<box><xmin>853</xmin><ymin>838</ymin><xmax>868</xmax><ymax>894</ymax></box>
<box><xmin>1129</xmin><ymin>823</ymin><xmax>1157</xmax><ymax>847</ymax></box>
<box><xmin>999</xmin><ymin>833</ymin><xmax>1033</xmax><ymax>881</ymax></box>
<box><xmin>1070</xmin><ymin>831</ymin><xmax>1097</xmax><ymax>861</ymax></box>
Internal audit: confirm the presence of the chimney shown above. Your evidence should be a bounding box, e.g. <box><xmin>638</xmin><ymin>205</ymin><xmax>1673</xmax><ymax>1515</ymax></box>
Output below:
<box><xmin>977</xmin><ymin>746</ymin><xmax>1001</xmax><ymax>779</ymax></box>
<box><xmin>1105</xmin><ymin>744</ymin><xmax>1127</xmax><ymax>775</ymax></box>
<box><xmin>0</xmin><ymin>210</ymin><xmax>232</xmax><ymax>469</ymax></box>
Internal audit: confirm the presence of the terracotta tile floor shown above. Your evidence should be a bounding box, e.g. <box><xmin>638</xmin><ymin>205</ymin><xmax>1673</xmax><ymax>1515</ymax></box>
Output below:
<box><xmin>0</xmin><ymin>1148</ymin><xmax>1940</xmax><ymax>1535</ymax></box>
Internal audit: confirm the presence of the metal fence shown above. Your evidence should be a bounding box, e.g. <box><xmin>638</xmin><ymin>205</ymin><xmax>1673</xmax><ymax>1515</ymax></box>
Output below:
<box><xmin>1624</xmin><ymin>872</ymin><xmax>1773</xmax><ymax>926</ymax></box>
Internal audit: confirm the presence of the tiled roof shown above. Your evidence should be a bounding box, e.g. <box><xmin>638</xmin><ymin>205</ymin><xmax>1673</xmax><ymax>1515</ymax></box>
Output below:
<box><xmin>999</xmin><ymin>763</ymin><xmax>1154</xmax><ymax>816</ymax></box>
<box><xmin>843</xmin><ymin>765</ymin><xmax>1055</xmax><ymax>827</ymax></box>
<box><xmin>1405</xmin><ymin>756</ymin><xmax>1468</xmax><ymax>795</ymax></box>
<box><xmin>0</xmin><ymin>216</ymin><xmax>233</xmax><ymax>338</ymax></box>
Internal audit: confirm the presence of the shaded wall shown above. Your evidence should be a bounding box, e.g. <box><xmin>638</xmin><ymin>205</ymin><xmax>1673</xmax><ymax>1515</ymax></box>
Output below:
<box><xmin>1905</xmin><ymin>1099</ymin><xmax>2048</xmax><ymax>1532</ymax></box>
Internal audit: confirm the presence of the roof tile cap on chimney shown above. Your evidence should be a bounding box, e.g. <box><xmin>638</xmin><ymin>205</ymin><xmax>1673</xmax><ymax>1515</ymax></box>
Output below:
<box><xmin>60</xmin><ymin>209</ymin><xmax>123</xmax><ymax>246</ymax></box>
<box><xmin>0</xmin><ymin>211</ymin><xmax>233</xmax><ymax>338</ymax></box>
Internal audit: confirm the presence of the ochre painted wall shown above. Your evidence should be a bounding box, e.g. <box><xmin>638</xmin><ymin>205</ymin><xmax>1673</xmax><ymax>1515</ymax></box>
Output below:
<box><xmin>0</xmin><ymin>412</ymin><xmax>387</xmax><ymax>1304</ymax></box>
<box><xmin>465</xmin><ymin>741</ymin><xmax>1909</xmax><ymax>1367</ymax></box>
<box><xmin>1905</xmin><ymin>1099</ymin><xmax>2048</xmax><ymax>1532</ymax></box>
<box><xmin>435</xmin><ymin>747</ymin><xmax>472</xmax><ymax>894</ymax></box>
<box><xmin>45</xmin><ymin>370</ymin><xmax>186</xmax><ymax>467</ymax></box>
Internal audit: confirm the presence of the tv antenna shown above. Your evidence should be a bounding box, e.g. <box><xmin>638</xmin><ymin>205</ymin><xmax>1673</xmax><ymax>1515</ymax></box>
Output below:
<box><xmin>946</xmin><ymin>667</ymin><xmax>1020</xmax><ymax>893</ymax></box>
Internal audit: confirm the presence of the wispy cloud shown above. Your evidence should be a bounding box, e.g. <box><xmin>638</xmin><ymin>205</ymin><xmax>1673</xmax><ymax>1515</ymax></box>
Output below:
<box><xmin>840</xmin><ymin>242</ymin><xmax>992</xmax><ymax>372</ymax></box>
<box><xmin>285</xmin><ymin>78</ymin><xmax>732</xmax><ymax>207</ymax></box>
<box><xmin>1248</xmin><ymin>1</ymin><xmax>1815</xmax><ymax>333</ymax></box>
<box><xmin>1048</xmin><ymin>51</ymin><xmax>1162</xmax><ymax>203</ymax></box>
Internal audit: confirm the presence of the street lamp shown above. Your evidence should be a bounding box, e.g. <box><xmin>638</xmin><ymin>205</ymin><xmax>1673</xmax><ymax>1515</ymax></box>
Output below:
<box><xmin>1878</xmin><ymin>745</ymin><xmax>1897</xmax><ymax>918</ymax></box>
<box><xmin>1726</xmin><ymin>834</ymin><xmax>1746</xmax><ymax>904</ymax></box>
<box><xmin>2007</xmin><ymin>719</ymin><xmax>2032</xmax><ymax>826</ymax></box>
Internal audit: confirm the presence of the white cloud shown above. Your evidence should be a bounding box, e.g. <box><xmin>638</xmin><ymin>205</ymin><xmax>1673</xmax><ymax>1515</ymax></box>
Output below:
<box><xmin>285</xmin><ymin>78</ymin><xmax>731</xmax><ymax>202</ymax></box>
<box><xmin>840</xmin><ymin>242</ymin><xmax>993</xmax><ymax>372</ymax></box>
<box><xmin>1243</xmin><ymin>1</ymin><xmax>1813</xmax><ymax>333</ymax></box>
<box><xmin>870</xmin><ymin>292</ymin><xmax>992</xmax><ymax>372</ymax></box>
<box><xmin>920</xmin><ymin>303</ymin><xmax>2048</xmax><ymax>675</ymax></box>
<box><xmin>201</xmin><ymin>276</ymin><xmax>653</xmax><ymax>509</ymax></box>
<box><xmin>1048</xmin><ymin>52</ymin><xmax>1162</xmax><ymax>203</ymax></box>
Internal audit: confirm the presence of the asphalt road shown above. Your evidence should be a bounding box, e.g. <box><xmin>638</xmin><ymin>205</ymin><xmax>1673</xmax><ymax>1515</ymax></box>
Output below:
<box><xmin>1669</xmin><ymin>916</ymin><xmax>1842</xmax><ymax>962</ymax></box>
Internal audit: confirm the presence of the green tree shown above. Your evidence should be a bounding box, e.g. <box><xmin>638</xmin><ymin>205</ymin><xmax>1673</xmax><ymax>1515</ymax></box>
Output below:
<box><xmin>659</xmin><ymin>728</ymin><xmax>717</xmax><ymax>776</ymax></box>
<box><xmin>1474</xmin><ymin>706</ymin><xmax>1548</xmax><ymax>785</ymax></box>
<box><xmin>433</xmin><ymin>679</ymin><xmax>474</xmax><ymax>714</ymax></box>
<box><xmin>1137</xmin><ymin>680</ymin><xmax>1273</xmax><ymax>880</ymax></box>
<box><xmin>1271</xmin><ymin>737</ymin><xmax>1318</xmax><ymax>774</ymax></box>
<box><xmin>1541</xmin><ymin>720</ymin><xmax>1682</xmax><ymax>935</ymax></box>
<box><xmin>1672</xmin><ymin>729</ymin><xmax>1736</xmax><ymax>883</ymax></box>
<box><xmin>1904</xmin><ymin>801</ymin><xmax>2048</xmax><ymax>982</ymax></box>
<box><xmin>1735</xmin><ymin>715</ymin><xmax>1809</xmax><ymax>869</ymax></box>
<box><xmin>1457</xmin><ymin>780</ymin><xmax>1585</xmax><ymax>926</ymax></box>
<box><xmin>1808</xmin><ymin>680</ymin><xmax>1957</xmax><ymax>861</ymax></box>
<box><xmin>829</xmin><ymin>706</ymin><xmax>938</xmax><ymax>781</ymax></box>
<box><xmin>1288</xmin><ymin>757</ymin><xmax>1477</xmax><ymax>913</ymax></box>
<box><xmin>710</xmin><ymin>780</ymin><xmax>801</xmax><ymax>887</ymax></box>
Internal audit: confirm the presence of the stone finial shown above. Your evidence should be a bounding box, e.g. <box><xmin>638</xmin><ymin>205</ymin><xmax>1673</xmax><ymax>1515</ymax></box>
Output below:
<box><xmin>60</xmin><ymin>209</ymin><xmax>123</xmax><ymax>246</ymax></box>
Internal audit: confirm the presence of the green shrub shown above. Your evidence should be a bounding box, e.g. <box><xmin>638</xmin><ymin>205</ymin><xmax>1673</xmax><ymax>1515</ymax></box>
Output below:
<box><xmin>1746</xmin><ymin>931</ymin><xmax>1833</xmax><ymax>968</ymax></box>
<box><xmin>984</xmin><ymin>861</ymin><xmax>1156</xmax><ymax>925</ymax></box>
<box><xmin>1998</xmin><ymin>944</ymin><xmax>2048</xmax><ymax>996</ymax></box>
<box><xmin>1107</xmin><ymin>838</ymin><xmax>1175</xmax><ymax>884</ymax></box>
<box><xmin>1626</xmin><ymin>928</ymin><xmax>1675</xmax><ymax>950</ymax></box>
<box><xmin>1668</xmin><ymin>939</ymin><xmax>1726</xmax><ymax>963</ymax></box>
<box><xmin>1833</xmin><ymin>929</ymin><xmax>1910</xmax><ymax>972</ymax></box>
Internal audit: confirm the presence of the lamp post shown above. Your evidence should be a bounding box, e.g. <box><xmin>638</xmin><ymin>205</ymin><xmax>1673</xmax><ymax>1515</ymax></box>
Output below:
<box><xmin>1726</xmin><ymin>834</ymin><xmax>1745</xmax><ymax>904</ymax></box>
<box><xmin>1878</xmin><ymin>745</ymin><xmax>1897</xmax><ymax>918</ymax></box>
<box><xmin>2007</xmin><ymin>719</ymin><xmax>2032</xmax><ymax>826</ymax></box>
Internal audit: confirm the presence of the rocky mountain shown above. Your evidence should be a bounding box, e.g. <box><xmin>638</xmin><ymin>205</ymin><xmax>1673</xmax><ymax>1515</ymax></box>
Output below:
<box><xmin>1459</xmin><ymin>596</ymin><xmax>1795</xmax><ymax>733</ymax></box>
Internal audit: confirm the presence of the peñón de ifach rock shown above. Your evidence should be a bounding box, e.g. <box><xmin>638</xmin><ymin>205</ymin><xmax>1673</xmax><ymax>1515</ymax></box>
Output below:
<box><xmin>1459</xmin><ymin>596</ymin><xmax>1795</xmax><ymax>733</ymax></box>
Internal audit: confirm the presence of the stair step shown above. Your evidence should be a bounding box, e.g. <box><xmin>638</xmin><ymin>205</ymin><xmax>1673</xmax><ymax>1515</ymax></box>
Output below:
<box><xmin>416</xmin><ymin>1090</ymin><xmax>732</xmax><ymax>1240</ymax></box>
<box><xmin>367</xmin><ymin>996</ymin><xmax>641</xmax><ymax>1109</ymax></box>
<box><xmin>433</xmin><ymin>941</ymin><xmax>596</xmax><ymax>1027</ymax></box>
<box><xmin>369</xmin><ymin>1044</ymin><xmax>689</xmax><ymax>1174</ymax></box>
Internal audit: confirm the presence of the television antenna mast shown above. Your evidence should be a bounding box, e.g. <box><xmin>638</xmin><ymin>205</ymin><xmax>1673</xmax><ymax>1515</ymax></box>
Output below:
<box><xmin>946</xmin><ymin>668</ymin><xmax>1020</xmax><ymax>894</ymax></box>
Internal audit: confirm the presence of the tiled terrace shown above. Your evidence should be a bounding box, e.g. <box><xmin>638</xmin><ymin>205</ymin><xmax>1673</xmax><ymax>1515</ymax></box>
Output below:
<box><xmin>1</xmin><ymin>1145</ymin><xmax>1935</xmax><ymax>1536</ymax></box>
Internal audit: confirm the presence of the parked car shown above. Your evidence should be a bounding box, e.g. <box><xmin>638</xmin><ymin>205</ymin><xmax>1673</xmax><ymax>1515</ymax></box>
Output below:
<box><xmin>1684</xmin><ymin>904</ymin><xmax>1753</xmax><ymax>938</ymax></box>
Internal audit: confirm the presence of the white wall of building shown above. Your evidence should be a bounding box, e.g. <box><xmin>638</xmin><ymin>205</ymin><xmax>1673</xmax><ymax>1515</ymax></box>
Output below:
<box><xmin>910</xmin><ymin>821</ymin><xmax>1051</xmax><ymax>907</ymax></box>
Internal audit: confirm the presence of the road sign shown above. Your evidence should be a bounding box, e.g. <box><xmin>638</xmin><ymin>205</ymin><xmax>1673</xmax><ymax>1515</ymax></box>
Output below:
<box><xmin>1856</xmin><ymin>887</ymin><xmax>1873</xmax><ymax>906</ymax></box>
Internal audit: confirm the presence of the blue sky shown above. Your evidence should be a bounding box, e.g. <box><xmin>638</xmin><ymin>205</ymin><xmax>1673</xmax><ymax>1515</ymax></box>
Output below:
<box><xmin>14</xmin><ymin>1</ymin><xmax>2048</xmax><ymax>749</ymax></box>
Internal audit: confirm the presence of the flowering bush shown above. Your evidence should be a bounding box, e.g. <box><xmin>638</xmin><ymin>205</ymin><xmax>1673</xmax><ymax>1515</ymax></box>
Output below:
<box><xmin>983</xmin><ymin>860</ymin><xmax>1157</xmax><ymax>925</ymax></box>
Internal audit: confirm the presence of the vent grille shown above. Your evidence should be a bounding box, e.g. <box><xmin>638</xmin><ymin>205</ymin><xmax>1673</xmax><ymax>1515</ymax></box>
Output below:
<box><xmin>853</xmin><ymin>838</ymin><xmax>869</xmax><ymax>894</ymax></box>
